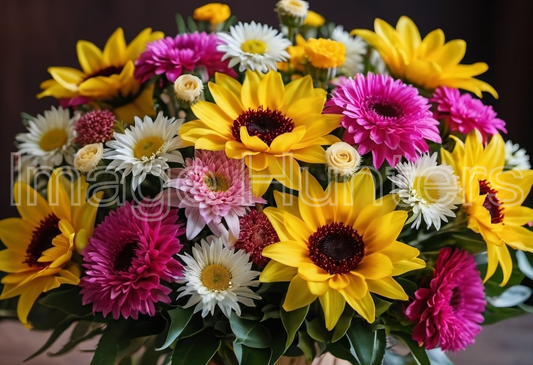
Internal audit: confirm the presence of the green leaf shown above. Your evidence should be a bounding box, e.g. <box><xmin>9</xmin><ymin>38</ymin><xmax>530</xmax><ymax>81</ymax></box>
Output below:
<box><xmin>158</xmin><ymin>306</ymin><xmax>195</xmax><ymax>350</ymax></box>
<box><xmin>229</xmin><ymin>312</ymin><xmax>272</xmax><ymax>349</ymax></box>
<box><xmin>179</xmin><ymin>312</ymin><xmax>206</xmax><ymax>339</ymax></box>
<box><xmin>91</xmin><ymin>321</ymin><xmax>129</xmax><ymax>365</ymax></box>
<box><xmin>297</xmin><ymin>330</ymin><xmax>316</xmax><ymax>363</ymax></box>
<box><xmin>269</xmin><ymin>330</ymin><xmax>288</xmax><ymax>365</ymax></box>
<box><xmin>396</xmin><ymin>278</ymin><xmax>418</xmax><ymax>298</ymax></box>
<box><xmin>394</xmin><ymin>332</ymin><xmax>430</xmax><ymax>365</ymax></box>
<box><xmin>482</xmin><ymin>303</ymin><xmax>526</xmax><ymax>325</ymax></box>
<box><xmin>234</xmin><ymin>343</ymin><xmax>271</xmax><ymax>365</ymax></box>
<box><xmin>346</xmin><ymin>320</ymin><xmax>386</xmax><ymax>365</ymax></box>
<box><xmin>39</xmin><ymin>287</ymin><xmax>92</xmax><ymax>317</ymax></box>
<box><xmin>24</xmin><ymin>316</ymin><xmax>76</xmax><ymax>361</ymax></box>
<box><xmin>261</xmin><ymin>304</ymin><xmax>281</xmax><ymax>321</ymax></box>
<box><xmin>374</xmin><ymin>297</ymin><xmax>393</xmax><ymax>318</ymax></box>
<box><xmin>327</xmin><ymin>336</ymin><xmax>359</xmax><ymax>364</ymax></box>
<box><xmin>187</xmin><ymin>16</ymin><xmax>198</xmax><ymax>32</ymax></box>
<box><xmin>222</xmin><ymin>15</ymin><xmax>238</xmax><ymax>32</ymax></box>
<box><xmin>50</xmin><ymin>326</ymin><xmax>104</xmax><ymax>357</ymax></box>
<box><xmin>175</xmin><ymin>13</ymin><xmax>187</xmax><ymax>34</ymax></box>
<box><xmin>306</xmin><ymin>317</ymin><xmax>329</xmax><ymax>343</ymax></box>
<box><xmin>281</xmin><ymin>305</ymin><xmax>309</xmax><ymax>349</ymax></box>
<box><xmin>331</xmin><ymin>306</ymin><xmax>354</xmax><ymax>343</ymax></box>
<box><xmin>171</xmin><ymin>330</ymin><xmax>219</xmax><ymax>365</ymax></box>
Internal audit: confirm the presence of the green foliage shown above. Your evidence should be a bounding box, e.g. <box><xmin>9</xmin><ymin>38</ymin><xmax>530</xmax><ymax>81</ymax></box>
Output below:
<box><xmin>24</xmin><ymin>315</ymin><xmax>78</xmax><ymax>362</ymax></box>
<box><xmin>394</xmin><ymin>332</ymin><xmax>431</xmax><ymax>365</ymax></box>
<box><xmin>171</xmin><ymin>330</ymin><xmax>219</xmax><ymax>365</ymax></box>
<box><xmin>345</xmin><ymin>320</ymin><xmax>386</xmax><ymax>365</ymax></box>
<box><xmin>331</xmin><ymin>306</ymin><xmax>354</xmax><ymax>343</ymax></box>
<box><xmin>280</xmin><ymin>305</ymin><xmax>309</xmax><ymax>349</ymax></box>
<box><xmin>91</xmin><ymin>320</ymin><xmax>130</xmax><ymax>365</ymax></box>
<box><xmin>158</xmin><ymin>306</ymin><xmax>195</xmax><ymax>350</ymax></box>
<box><xmin>229</xmin><ymin>312</ymin><xmax>272</xmax><ymax>349</ymax></box>
<box><xmin>39</xmin><ymin>286</ymin><xmax>92</xmax><ymax>317</ymax></box>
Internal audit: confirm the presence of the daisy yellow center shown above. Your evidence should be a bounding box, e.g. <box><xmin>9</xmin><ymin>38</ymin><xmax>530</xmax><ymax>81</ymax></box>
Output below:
<box><xmin>133</xmin><ymin>136</ymin><xmax>165</xmax><ymax>160</ymax></box>
<box><xmin>479</xmin><ymin>179</ymin><xmax>504</xmax><ymax>224</ymax></box>
<box><xmin>308</xmin><ymin>222</ymin><xmax>365</xmax><ymax>275</ymax></box>
<box><xmin>232</xmin><ymin>106</ymin><xmax>295</xmax><ymax>146</ymax></box>
<box><xmin>39</xmin><ymin>128</ymin><xmax>68</xmax><ymax>151</ymax></box>
<box><xmin>204</xmin><ymin>173</ymin><xmax>230</xmax><ymax>192</ymax></box>
<box><xmin>201</xmin><ymin>264</ymin><xmax>232</xmax><ymax>291</ymax></box>
<box><xmin>413</xmin><ymin>176</ymin><xmax>440</xmax><ymax>203</ymax></box>
<box><xmin>241</xmin><ymin>39</ymin><xmax>267</xmax><ymax>54</ymax></box>
<box><xmin>24</xmin><ymin>214</ymin><xmax>60</xmax><ymax>268</ymax></box>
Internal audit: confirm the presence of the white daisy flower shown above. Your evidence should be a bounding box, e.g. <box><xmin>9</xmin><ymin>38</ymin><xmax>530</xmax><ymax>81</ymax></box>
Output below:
<box><xmin>369</xmin><ymin>49</ymin><xmax>389</xmax><ymax>75</ymax></box>
<box><xmin>389</xmin><ymin>153</ymin><xmax>462</xmax><ymax>230</ymax></box>
<box><xmin>104</xmin><ymin>112</ymin><xmax>184</xmax><ymax>190</ymax></box>
<box><xmin>177</xmin><ymin>237</ymin><xmax>261</xmax><ymax>318</ymax></box>
<box><xmin>217</xmin><ymin>21</ymin><xmax>291</xmax><ymax>72</ymax></box>
<box><xmin>16</xmin><ymin>106</ymin><xmax>76</xmax><ymax>168</ymax></box>
<box><xmin>505</xmin><ymin>140</ymin><xmax>531</xmax><ymax>170</ymax></box>
<box><xmin>331</xmin><ymin>25</ymin><xmax>367</xmax><ymax>75</ymax></box>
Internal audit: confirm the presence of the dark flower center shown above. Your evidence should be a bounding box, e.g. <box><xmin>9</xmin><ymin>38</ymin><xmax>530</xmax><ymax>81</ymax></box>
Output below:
<box><xmin>84</xmin><ymin>65</ymin><xmax>124</xmax><ymax>81</ymax></box>
<box><xmin>232</xmin><ymin>106</ymin><xmax>294</xmax><ymax>146</ymax></box>
<box><xmin>368</xmin><ymin>99</ymin><xmax>404</xmax><ymax>119</ymax></box>
<box><xmin>24</xmin><ymin>214</ymin><xmax>61</xmax><ymax>268</ymax></box>
<box><xmin>308</xmin><ymin>222</ymin><xmax>365</xmax><ymax>274</ymax></box>
<box><xmin>450</xmin><ymin>286</ymin><xmax>463</xmax><ymax>312</ymax></box>
<box><xmin>114</xmin><ymin>242</ymin><xmax>139</xmax><ymax>272</ymax></box>
<box><xmin>479</xmin><ymin>179</ymin><xmax>504</xmax><ymax>224</ymax></box>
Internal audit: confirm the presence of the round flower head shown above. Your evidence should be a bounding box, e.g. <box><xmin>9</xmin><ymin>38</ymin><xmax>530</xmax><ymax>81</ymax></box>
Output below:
<box><xmin>390</xmin><ymin>153</ymin><xmax>462</xmax><ymax>230</ymax></box>
<box><xmin>217</xmin><ymin>21</ymin><xmax>291</xmax><ymax>72</ymax></box>
<box><xmin>135</xmin><ymin>32</ymin><xmax>236</xmax><ymax>83</ymax></box>
<box><xmin>303</xmin><ymin>10</ymin><xmax>325</xmax><ymax>27</ymax></box>
<box><xmin>174</xmin><ymin>74</ymin><xmax>204</xmax><ymax>104</ymax></box>
<box><xmin>16</xmin><ymin>106</ymin><xmax>76</xmax><ymax>167</ymax></box>
<box><xmin>325</xmin><ymin>73</ymin><xmax>441</xmax><ymax>168</ymax></box>
<box><xmin>505</xmin><ymin>140</ymin><xmax>531</xmax><ymax>170</ymax></box>
<box><xmin>74</xmin><ymin>110</ymin><xmax>115</xmax><ymax>146</ymax></box>
<box><xmin>431</xmin><ymin>86</ymin><xmax>506</xmax><ymax>141</ymax></box>
<box><xmin>276</xmin><ymin>0</ymin><xmax>309</xmax><ymax>27</ymax></box>
<box><xmin>193</xmin><ymin>3</ymin><xmax>231</xmax><ymax>25</ymax></box>
<box><xmin>234</xmin><ymin>209</ymin><xmax>279</xmax><ymax>267</ymax></box>
<box><xmin>74</xmin><ymin>143</ymin><xmax>104</xmax><ymax>173</ymax></box>
<box><xmin>405</xmin><ymin>248</ymin><xmax>486</xmax><ymax>352</ymax></box>
<box><xmin>104</xmin><ymin>112</ymin><xmax>185</xmax><ymax>190</ymax></box>
<box><xmin>325</xmin><ymin>142</ymin><xmax>361</xmax><ymax>179</ymax></box>
<box><xmin>164</xmin><ymin>150</ymin><xmax>265</xmax><ymax>240</ymax></box>
<box><xmin>305</xmin><ymin>38</ymin><xmax>346</xmax><ymax>69</ymax></box>
<box><xmin>331</xmin><ymin>25</ymin><xmax>367</xmax><ymax>75</ymax></box>
<box><xmin>177</xmin><ymin>237</ymin><xmax>261</xmax><ymax>318</ymax></box>
<box><xmin>80</xmin><ymin>200</ymin><xmax>184</xmax><ymax>320</ymax></box>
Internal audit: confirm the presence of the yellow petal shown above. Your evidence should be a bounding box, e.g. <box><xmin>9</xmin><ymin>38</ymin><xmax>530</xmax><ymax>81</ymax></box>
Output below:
<box><xmin>495</xmin><ymin>243</ymin><xmax>513</xmax><ymax>286</ymax></box>
<box><xmin>341</xmin><ymin>285</ymin><xmax>375</xmax><ymax>323</ymax></box>
<box><xmin>298</xmin><ymin>263</ymin><xmax>333</xmax><ymax>282</ymax></box>
<box><xmin>102</xmin><ymin>28</ymin><xmax>127</xmax><ymax>66</ymax></box>
<box><xmin>290</xmin><ymin>145</ymin><xmax>326</xmax><ymax>164</ymax></box>
<box><xmin>319</xmin><ymin>288</ymin><xmax>346</xmax><ymax>330</ymax></box>
<box><xmin>244</xmin><ymin>153</ymin><xmax>268</xmax><ymax>171</ymax></box>
<box><xmin>191</xmin><ymin>101</ymin><xmax>233</xmax><ymax>138</ymax></box>
<box><xmin>47</xmin><ymin>67</ymin><xmax>84</xmax><ymax>91</ymax></box>
<box><xmin>261</xmin><ymin>241</ymin><xmax>309</xmax><ymax>267</ymax></box>
<box><xmin>240</xmin><ymin>127</ymin><xmax>269</xmax><ymax>152</ymax></box>
<box><xmin>14</xmin><ymin>182</ymin><xmax>51</xmax><ymax>227</ymax></box>
<box><xmin>241</xmin><ymin>70</ymin><xmax>262</xmax><ymax>110</ymax></box>
<box><xmin>260</xmin><ymin>260</ymin><xmax>297</xmax><ymax>282</ymax></box>
<box><xmin>215</xmin><ymin>72</ymin><xmax>242</xmax><ymax>98</ymax></box>
<box><xmin>258</xmin><ymin>71</ymin><xmax>285</xmax><ymax>110</ymax></box>
<box><xmin>17</xmin><ymin>277</ymin><xmax>57</xmax><ymax>328</ymax></box>
<box><xmin>283</xmin><ymin>275</ymin><xmax>317</xmax><ymax>311</ymax></box>
<box><xmin>269</xmin><ymin>126</ymin><xmax>306</xmax><ymax>155</ymax></box>
<box><xmin>366</xmin><ymin>277</ymin><xmax>408</xmax><ymax>300</ymax></box>
<box><xmin>226</xmin><ymin>141</ymin><xmax>260</xmax><ymax>159</ymax></box>
<box><xmin>363</xmin><ymin>211</ymin><xmax>407</xmax><ymax>254</ymax></box>
<box><xmin>209</xmin><ymin>81</ymin><xmax>245</xmax><ymax>120</ymax></box>
<box><xmin>504</xmin><ymin>206</ymin><xmax>533</xmax><ymax>227</ymax></box>
<box><xmin>0</xmin><ymin>218</ymin><xmax>33</xmax><ymax>254</ymax></box>
<box><xmin>307</xmin><ymin>280</ymin><xmax>330</xmax><ymax>296</ymax></box>
<box><xmin>284</xmin><ymin>213</ymin><xmax>313</xmax><ymax>243</ymax></box>
<box><xmin>266</xmin><ymin>155</ymin><xmax>301</xmax><ymax>191</ymax></box>
<box><xmin>263</xmin><ymin>208</ymin><xmax>293</xmax><ymax>242</ymax></box>
<box><xmin>196</xmin><ymin>136</ymin><xmax>227</xmax><ymax>150</ymax></box>
<box><xmin>425</xmin><ymin>39</ymin><xmax>466</xmax><ymax>70</ymax></box>
<box><xmin>352</xmin><ymin>194</ymin><xmax>398</xmax><ymax>231</ymax></box>
<box><xmin>47</xmin><ymin>169</ymin><xmax>72</xmax><ymax>222</ymax></box>
<box><xmin>249</xmin><ymin>166</ymin><xmax>273</xmax><ymax>197</ymax></box>
<box><xmin>298</xmin><ymin>170</ymin><xmax>333</xmax><ymax>230</ymax></box>
<box><xmin>352</xmin><ymin>253</ymin><xmax>393</xmax><ymax>280</ymax></box>
<box><xmin>273</xmin><ymin>191</ymin><xmax>301</xmax><ymax>219</ymax></box>
<box><xmin>328</xmin><ymin>274</ymin><xmax>351</xmax><ymax>290</ymax></box>
<box><xmin>404</xmin><ymin>59</ymin><xmax>442</xmax><ymax>89</ymax></box>
<box><xmin>396</xmin><ymin>16</ymin><xmax>421</xmax><ymax>60</ymax></box>
<box><xmin>419</xmin><ymin>29</ymin><xmax>445</xmax><ymax>58</ymax></box>
<box><xmin>125</xmin><ymin>28</ymin><xmax>163</xmax><ymax>61</ymax></box>
<box><xmin>283</xmin><ymin>76</ymin><xmax>319</xmax><ymax>107</ymax></box>
<box><xmin>0</xmin><ymin>249</ymin><xmax>31</xmax><ymax>273</ymax></box>
<box><xmin>76</xmin><ymin>40</ymin><xmax>104</xmax><ymax>75</ymax></box>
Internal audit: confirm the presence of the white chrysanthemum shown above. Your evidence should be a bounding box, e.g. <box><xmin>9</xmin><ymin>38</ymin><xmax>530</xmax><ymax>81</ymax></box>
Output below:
<box><xmin>505</xmin><ymin>140</ymin><xmax>531</xmax><ymax>170</ymax></box>
<box><xmin>331</xmin><ymin>25</ymin><xmax>367</xmax><ymax>75</ymax></box>
<box><xmin>276</xmin><ymin>0</ymin><xmax>309</xmax><ymax>18</ymax></box>
<box><xmin>177</xmin><ymin>237</ymin><xmax>261</xmax><ymax>318</ymax></box>
<box><xmin>104</xmin><ymin>112</ymin><xmax>184</xmax><ymax>190</ymax></box>
<box><xmin>389</xmin><ymin>153</ymin><xmax>462</xmax><ymax>230</ymax></box>
<box><xmin>217</xmin><ymin>21</ymin><xmax>291</xmax><ymax>72</ymax></box>
<box><xmin>16</xmin><ymin>106</ymin><xmax>76</xmax><ymax>168</ymax></box>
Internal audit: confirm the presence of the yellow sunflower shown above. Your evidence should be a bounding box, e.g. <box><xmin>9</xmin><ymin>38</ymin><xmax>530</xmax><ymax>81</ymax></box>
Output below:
<box><xmin>180</xmin><ymin>71</ymin><xmax>342</xmax><ymax>197</ymax></box>
<box><xmin>441</xmin><ymin>132</ymin><xmax>533</xmax><ymax>285</ymax></box>
<box><xmin>0</xmin><ymin>169</ymin><xmax>102</xmax><ymax>327</ymax></box>
<box><xmin>351</xmin><ymin>16</ymin><xmax>498</xmax><ymax>98</ymax></box>
<box><xmin>259</xmin><ymin>170</ymin><xmax>425</xmax><ymax>329</ymax></box>
<box><xmin>38</xmin><ymin>28</ymin><xmax>163</xmax><ymax>123</ymax></box>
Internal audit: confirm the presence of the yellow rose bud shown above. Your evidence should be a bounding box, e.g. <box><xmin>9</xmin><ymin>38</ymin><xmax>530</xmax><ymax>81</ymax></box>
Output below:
<box><xmin>193</xmin><ymin>3</ymin><xmax>231</xmax><ymax>25</ymax></box>
<box><xmin>174</xmin><ymin>74</ymin><xmax>204</xmax><ymax>105</ymax></box>
<box><xmin>74</xmin><ymin>143</ymin><xmax>104</xmax><ymax>173</ymax></box>
<box><xmin>305</xmin><ymin>38</ymin><xmax>346</xmax><ymax>69</ymax></box>
<box><xmin>325</xmin><ymin>142</ymin><xmax>361</xmax><ymax>178</ymax></box>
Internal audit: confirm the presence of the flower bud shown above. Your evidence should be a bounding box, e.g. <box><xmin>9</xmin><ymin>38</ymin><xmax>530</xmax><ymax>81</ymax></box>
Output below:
<box><xmin>174</xmin><ymin>74</ymin><xmax>204</xmax><ymax>107</ymax></box>
<box><xmin>74</xmin><ymin>143</ymin><xmax>103</xmax><ymax>173</ymax></box>
<box><xmin>275</xmin><ymin>0</ymin><xmax>309</xmax><ymax>28</ymax></box>
<box><xmin>325</xmin><ymin>142</ymin><xmax>361</xmax><ymax>180</ymax></box>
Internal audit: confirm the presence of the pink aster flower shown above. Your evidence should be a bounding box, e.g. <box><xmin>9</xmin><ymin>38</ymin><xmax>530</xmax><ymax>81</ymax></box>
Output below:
<box><xmin>80</xmin><ymin>200</ymin><xmax>184</xmax><ymax>320</ymax></box>
<box><xmin>134</xmin><ymin>31</ymin><xmax>236</xmax><ymax>83</ymax></box>
<box><xmin>164</xmin><ymin>151</ymin><xmax>265</xmax><ymax>241</ymax></box>
<box><xmin>74</xmin><ymin>110</ymin><xmax>115</xmax><ymax>146</ymax></box>
<box><xmin>431</xmin><ymin>86</ymin><xmax>506</xmax><ymax>141</ymax></box>
<box><xmin>234</xmin><ymin>209</ymin><xmax>279</xmax><ymax>267</ymax></box>
<box><xmin>325</xmin><ymin>73</ymin><xmax>441</xmax><ymax>168</ymax></box>
<box><xmin>405</xmin><ymin>248</ymin><xmax>486</xmax><ymax>352</ymax></box>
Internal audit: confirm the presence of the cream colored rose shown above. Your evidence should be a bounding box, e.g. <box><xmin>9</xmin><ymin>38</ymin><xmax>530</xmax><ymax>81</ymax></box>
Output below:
<box><xmin>174</xmin><ymin>74</ymin><xmax>204</xmax><ymax>104</ymax></box>
<box><xmin>74</xmin><ymin>143</ymin><xmax>103</xmax><ymax>173</ymax></box>
<box><xmin>325</xmin><ymin>142</ymin><xmax>361</xmax><ymax>177</ymax></box>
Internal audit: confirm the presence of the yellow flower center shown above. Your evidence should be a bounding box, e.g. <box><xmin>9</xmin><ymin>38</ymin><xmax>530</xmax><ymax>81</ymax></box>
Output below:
<box><xmin>413</xmin><ymin>176</ymin><xmax>440</xmax><ymax>203</ymax></box>
<box><xmin>204</xmin><ymin>173</ymin><xmax>230</xmax><ymax>192</ymax></box>
<box><xmin>39</xmin><ymin>128</ymin><xmax>68</xmax><ymax>151</ymax></box>
<box><xmin>200</xmin><ymin>264</ymin><xmax>232</xmax><ymax>291</ymax></box>
<box><xmin>241</xmin><ymin>39</ymin><xmax>267</xmax><ymax>54</ymax></box>
<box><xmin>133</xmin><ymin>136</ymin><xmax>165</xmax><ymax>160</ymax></box>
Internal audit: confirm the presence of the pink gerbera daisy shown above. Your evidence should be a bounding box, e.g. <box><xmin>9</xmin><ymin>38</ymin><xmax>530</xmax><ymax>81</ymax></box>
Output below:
<box><xmin>405</xmin><ymin>247</ymin><xmax>486</xmax><ymax>352</ymax></box>
<box><xmin>134</xmin><ymin>31</ymin><xmax>236</xmax><ymax>83</ymax></box>
<box><xmin>164</xmin><ymin>151</ymin><xmax>265</xmax><ymax>241</ymax></box>
<box><xmin>430</xmin><ymin>86</ymin><xmax>506</xmax><ymax>141</ymax></box>
<box><xmin>325</xmin><ymin>73</ymin><xmax>441</xmax><ymax>168</ymax></box>
<box><xmin>80</xmin><ymin>200</ymin><xmax>184</xmax><ymax>320</ymax></box>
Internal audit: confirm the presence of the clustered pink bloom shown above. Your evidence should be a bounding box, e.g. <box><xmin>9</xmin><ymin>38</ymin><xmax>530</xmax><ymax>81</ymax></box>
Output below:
<box><xmin>74</xmin><ymin>110</ymin><xmax>115</xmax><ymax>146</ymax></box>
<box><xmin>164</xmin><ymin>151</ymin><xmax>265</xmax><ymax>241</ymax></box>
<box><xmin>134</xmin><ymin>31</ymin><xmax>236</xmax><ymax>83</ymax></box>
<box><xmin>325</xmin><ymin>73</ymin><xmax>441</xmax><ymax>168</ymax></box>
<box><xmin>234</xmin><ymin>209</ymin><xmax>279</xmax><ymax>267</ymax></box>
<box><xmin>430</xmin><ymin>86</ymin><xmax>506</xmax><ymax>141</ymax></box>
<box><xmin>405</xmin><ymin>247</ymin><xmax>486</xmax><ymax>352</ymax></box>
<box><xmin>80</xmin><ymin>200</ymin><xmax>184</xmax><ymax>320</ymax></box>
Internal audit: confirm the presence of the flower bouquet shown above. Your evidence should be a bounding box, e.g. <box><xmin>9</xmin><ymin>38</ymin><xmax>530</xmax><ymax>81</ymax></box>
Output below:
<box><xmin>2</xmin><ymin>1</ymin><xmax>533</xmax><ymax>364</ymax></box>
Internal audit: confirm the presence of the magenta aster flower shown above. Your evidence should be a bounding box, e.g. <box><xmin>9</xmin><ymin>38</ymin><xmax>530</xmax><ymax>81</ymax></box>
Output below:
<box><xmin>80</xmin><ymin>200</ymin><xmax>184</xmax><ymax>320</ymax></box>
<box><xmin>74</xmin><ymin>110</ymin><xmax>115</xmax><ymax>146</ymax></box>
<box><xmin>405</xmin><ymin>248</ymin><xmax>486</xmax><ymax>352</ymax></box>
<box><xmin>134</xmin><ymin>31</ymin><xmax>236</xmax><ymax>83</ymax></box>
<box><xmin>164</xmin><ymin>151</ymin><xmax>265</xmax><ymax>241</ymax></box>
<box><xmin>234</xmin><ymin>209</ymin><xmax>279</xmax><ymax>267</ymax></box>
<box><xmin>431</xmin><ymin>86</ymin><xmax>506</xmax><ymax>141</ymax></box>
<box><xmin>325</xmin><ymin>73</ymin><xmax>441</xmax><ymax>168</ymax></box>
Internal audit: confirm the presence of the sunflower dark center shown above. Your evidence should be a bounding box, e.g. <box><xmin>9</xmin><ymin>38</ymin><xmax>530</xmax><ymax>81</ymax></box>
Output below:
<box><xmin>368</xmin><ymin>99</ymin><xmax>404</xmax><ymax>119</ymax></box>
<box><xmin>479</xmin><ymin>179</ymin><xmax>504</xmax><ymax>224</ymax></box>
<box><xmin>85</xmin><ymin>65</ymin><xmax>124</xmax><ymax>81</ymax></box>
<box><xmin>24</xmin><ymin>214</ymin><xmax>61</xmax><ymax>268</ymax></box>
<box><xmin>114</xmin><ymin>242</ymin><xmax>139</xmax><ymax>272</ymax></box>
<box><xmin>308</xmin><ymin>222</ymin><xmax>365</xmax><ymax>274</ymax></box>
<box><xmin>232</xmin><ymin>106</ymin><xmax>294</xmax><ymax>146</ymax></box>
<box><xmin>450</xmin><ymin>286</ymin><xmax>462</xmax><ymax>312</ymax></box>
